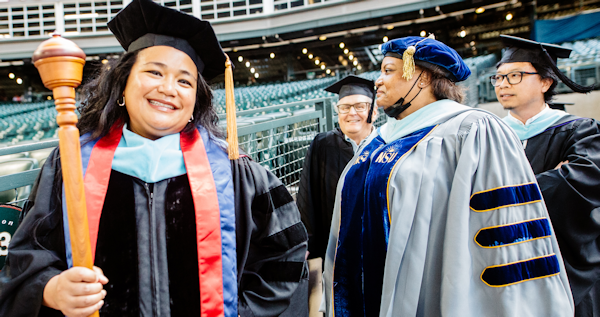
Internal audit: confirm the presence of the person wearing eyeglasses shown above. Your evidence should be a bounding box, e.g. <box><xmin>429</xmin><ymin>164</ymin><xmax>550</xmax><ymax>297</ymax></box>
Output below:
<box><xmin>298</xmin><ymin>75</ymin><xmax>377</xmax><ymax>262</ymax></box>
<box><xmin>297</xmin><ymin>75</ymin><xmax>377</xmax><ymax>316</ymax></box>
<box><xmin>494</xmin><ymin>35</ymin><xmax>600</xmax><ymax>317</ymax></box>
<box><xmin>320</xmin><ymin>36</ymin><xmax>573</xmax><ymax>317</ymax></box>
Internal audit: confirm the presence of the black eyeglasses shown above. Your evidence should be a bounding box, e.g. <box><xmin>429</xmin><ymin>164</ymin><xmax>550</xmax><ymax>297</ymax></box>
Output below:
<box><xmin>490</xmin><ymin>71</ymin><xmax>539</xmax><ymax>86</ymax></box>
<box><xmin>336</xmin><ymin>102</ymin><xmax>370</xmax><ymax>114</ymax></box>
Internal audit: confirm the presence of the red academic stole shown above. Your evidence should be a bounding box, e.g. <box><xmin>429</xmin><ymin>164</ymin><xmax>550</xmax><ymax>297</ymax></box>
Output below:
<box><xmin>82</xmin><ymin>123</ymin><xmax>225</xmax><ymax>316</ymax></box>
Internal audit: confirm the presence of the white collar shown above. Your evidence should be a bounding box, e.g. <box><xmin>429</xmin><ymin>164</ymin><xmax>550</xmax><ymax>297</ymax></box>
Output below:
<box><xmin>507</xmin><ymin>104</ymin><xmax>550</xmax><ymax>126</ymax></box>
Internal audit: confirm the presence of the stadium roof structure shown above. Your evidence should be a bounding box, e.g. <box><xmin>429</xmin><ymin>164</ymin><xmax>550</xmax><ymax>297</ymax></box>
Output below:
<box><xmin>0</xmin><ymin>0</ymin><xmax>597</xmax><ymax>99</ymax></box>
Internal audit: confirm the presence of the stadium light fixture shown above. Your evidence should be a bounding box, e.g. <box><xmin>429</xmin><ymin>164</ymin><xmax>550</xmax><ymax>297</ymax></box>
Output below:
<box><xmin>505</xmin><ymin>13</ymin><xmax>513</xmax><ymax>21</ymax></box>
<box><xmin>326</xmin><ymin>69</ymin><xmax>331</xmax><ymax>74</ymax></box>
<box><xmin>8</xmin><ymin>73</ymin><xmax>14</xmax><ymax>79</ymax></box>
<box><xmin>353</xmin><ymin>60</ymin><xmax>358</xmax><ymax>66</ymax></box>
<box><xmin>475</xmin><ymin>7</ymin><xmax>485</xmax><ymax>14</ymax></box>
<box><xmin>16</xmin><ymin>78</ymin><xmax>22</xmax><ymax>84</ymax></box>
<box><xmin>320</xmin><ymin>64</ymin><xmax>326</xmax><ymax>70</ymax></box>
<box><xmin>420</xmin><ymin>30</ymin><xmax>426</xmax><ymax>37</ymax></box>
<box><xmin>378</xmin><ymin>44</ymin><xmax>382</xmax><ymax>51</ymax></box>
<box><xmin>245</xmin><ymin>61</ymin><xmax>250</xmax><ymax>67</ymax></box>
<box><xmin>101</xmin><ymin>59</ymin><xmax>109</xmax><ymax>64</ymax></box>
<box><xmin>254</xmin><ymin>73</ymin><xmax>259</xmax><ymax>78</ymax></box>
<box><xmin>47</xmin><ymin>96</ymin><xmax>52</xmax><ymax>100</ymax></box>
<box><xmin>383</xmin><ymin>36</ymin><xmax>389</xmax><ymax>43</ymax></box>
<box><xmin>319</xmin><ymin>35</ymin><xmax>327</xmax><ymax>41</ymax></box>
<box><xmin>343</xmin><ymin>48</ymin><xmax>349</xmax><ymax>55</ymax></box>
<box><xmin>308</xmin><ymin>54</ymin><xmax>314</xmax><ymax>59</ymax></box>
<box><xmin>348</xmin><ymin>54</ymin><xmax>354</xmax><ymax>61</ymax></box>
<box><xmin>357</xmin><ymin>65</ymin><xmax>362</xmax><ymax>70</ymax></box>
<box><xmin>238</xmin><ymin>56</ymin><xmax>243</xmax><ymax>62</ymax></box>
<box><xmin>250</xmin><ymin>67</ymin><xmax>255</xmax><ymax>73</ymax></box>
<box><xmin>459</xmin><ymin>30</ymin><xmax>466</xmax><ymax>38</ymax></box>
<box><xmin>470</xmin><ymin>41</ymin><xmax>476</xmax><ymax>46</ymax></box>
<box><xmin>339</xmin><ymin>42</ymin><xmax>345</xmax><ymax>49</ymax></box>
<box><xmin>270</xmin><ymin>52</ymin><xmax>275</xmax><ymax>59</ymax></box>
<box><xmin>387</xmin><ymin>25</ymin><xmax>394</xmax><ymax>30</ymax></box>
<box><xmin>315</xmin><ymin>59</ymin><xmax>320</xmax><ymax>65</ymax></box>
<box><xmin>302</xmin><ymin>48</ymin><xmax>308</xmax><ymax>54</ymax></box>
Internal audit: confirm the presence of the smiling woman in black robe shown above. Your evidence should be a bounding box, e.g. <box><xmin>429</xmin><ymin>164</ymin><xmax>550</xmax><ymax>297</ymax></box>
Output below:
<box><xmin>0</xmin><ymin>0</ymin><xmax>307</xmax><ymax>316</ymax></box>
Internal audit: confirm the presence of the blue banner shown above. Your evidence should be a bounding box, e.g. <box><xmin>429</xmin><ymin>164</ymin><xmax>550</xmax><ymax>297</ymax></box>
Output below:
<box><xmin>534</xmin><ymin>11</ymin><xmax>600</xmax><ymax>44</ymax></box>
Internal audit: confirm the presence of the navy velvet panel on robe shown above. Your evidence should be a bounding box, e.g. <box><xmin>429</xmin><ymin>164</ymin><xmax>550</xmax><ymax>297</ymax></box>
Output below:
<box><xmin>334</xmin><ymin>126</ymin><xmax>435</xmax><ymax>317</ymax></box>
<box><xmin>470</xmin><ymin>183</ymin><xmax>541</xmax><ymax>212</ymax></box>
<box><xmin>475</xmin><ymin>218</ymin><xmax>552</xmax><ymax>248</ymax></box>
<box><xmin>481</xmin><ymin>254</ymin><xmax>560</xmax><ymax>287</ymax></box>
<box><xmin>335</xmin><ymin>136</ymin><xmax>386</xmax><ymax>316</ymax></box>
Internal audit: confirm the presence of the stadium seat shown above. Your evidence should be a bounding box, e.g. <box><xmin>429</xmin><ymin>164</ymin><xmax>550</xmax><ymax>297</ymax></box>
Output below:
<box><xmin>29</xmin><ymin>148</ymin><xmax>55</xmax><ymax>167</ymax></box>
<box><xmin>0</xmin><ymin>158</ymin><xmax>38</xmax><ymax>204</ymax></box>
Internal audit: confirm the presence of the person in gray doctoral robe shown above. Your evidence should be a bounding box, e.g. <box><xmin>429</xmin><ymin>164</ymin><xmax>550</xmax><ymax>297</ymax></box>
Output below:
<box><xmin>321</xmin><ymin>36</ymin><xmax>573</xmax><ymax>317</ymax></box>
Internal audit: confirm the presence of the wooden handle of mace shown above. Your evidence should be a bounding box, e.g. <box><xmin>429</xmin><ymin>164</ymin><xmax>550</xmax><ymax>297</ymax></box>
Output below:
<box><xmin>33</xmin><ymin>35</ymin><xmax>99</xmax><ymax>317</ymax></box>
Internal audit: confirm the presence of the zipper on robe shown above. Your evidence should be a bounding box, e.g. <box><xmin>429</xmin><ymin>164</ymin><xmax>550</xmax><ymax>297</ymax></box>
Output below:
<box><xmin>144</xmin><ymin>182</ymin><xmax>159</xmax><ymax>316</ymax></box>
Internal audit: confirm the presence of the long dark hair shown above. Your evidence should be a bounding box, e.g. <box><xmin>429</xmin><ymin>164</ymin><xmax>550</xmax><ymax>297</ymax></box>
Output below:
<box><xmin>77</xmin><ymin>50</ymin><xmax>223</xmax><ymax>141</ymax></box>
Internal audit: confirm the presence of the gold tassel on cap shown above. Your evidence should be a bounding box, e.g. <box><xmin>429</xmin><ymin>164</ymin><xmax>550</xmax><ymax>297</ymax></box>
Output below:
<box><xmin>402</xmin><ymin>46</ymin><xmax>416</xmax><ymax>80</ymax></box>
<box><xmin>402</xmin><ymin>34</ymin><xmax>435</xmax><ymax>81</ymax></box>
<box><xmin>224</xmin><ymin>54</ymin><xmax>239</xmax><ymax>160</ymax></box>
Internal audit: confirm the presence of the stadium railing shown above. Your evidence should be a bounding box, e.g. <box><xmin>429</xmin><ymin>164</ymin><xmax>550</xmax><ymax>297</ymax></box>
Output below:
<box><xmin>0</xmin><ymin>96</ymin><xmax>388</xmax><ymax>204</ymax></box>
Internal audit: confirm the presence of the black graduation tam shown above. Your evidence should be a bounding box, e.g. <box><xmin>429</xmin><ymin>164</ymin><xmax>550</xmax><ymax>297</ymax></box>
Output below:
<box><xmin>107</xmin><ymin>0</ymin><xmax>226</xmax><ymax>80</ymax></box>
<box><xmin>324</xmin><ymin>75</ymin><xmax>375</xmax><ymax>100</ymax></box>
<box><xmin>499</xmin><ymin>35</ymin><xmax>593</xmax><ymax>93</ymax></box>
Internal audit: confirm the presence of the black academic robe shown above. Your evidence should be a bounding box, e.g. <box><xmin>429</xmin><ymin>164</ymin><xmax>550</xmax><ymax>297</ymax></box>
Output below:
<box><xmin>297</xmin><ymin>128</ymin><xmax>354</xmax><ymax>260</ymax></box>
<box><xmin>0</xmin><ymin>148</ymin><xmax>308</xmax><ymax>317</ymax></box>
<box><xmin>525</xmin><ymin>115</ymin><xmax>600</xmax><ymax>317</ymax></box>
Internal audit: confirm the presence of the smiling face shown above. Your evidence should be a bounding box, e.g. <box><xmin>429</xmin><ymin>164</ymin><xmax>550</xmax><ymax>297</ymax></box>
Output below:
<box><xmin>124</xmin><ymin>45</ymin><xmax>198</xmax><ymax>140</ymax></box>
<box><xmin>337</xmin><ymin>94</ymin><xmax>376</xmax><ymax>142</ymax></box>
<box><xmin>494</xmin><ymin>62</ymin><xmax>551</xmax><ymax>113</ymax></box>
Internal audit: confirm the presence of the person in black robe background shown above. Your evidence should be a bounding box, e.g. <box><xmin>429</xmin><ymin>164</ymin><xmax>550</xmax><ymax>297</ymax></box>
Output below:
<box><xmin>0</xmin><ymin>0</ymin><xmax>308</xmax><ymax>316</ymax></box>
<box><xmin>296</xmin><ymin>75</ymin><xmax>377</xmax><ymax>259</ymax></box>
<box><xmin>495</xmin><ymin>35</ymin><xmax>600</xmax><ymax>317</ymax></box>
<box><xmin>297</xmin><ymin>76</ymin><xmax>377</xmax><ymax>261</ymax></box>
<box><xmin>297</xmin><ymin>127</ymin><xmax>353</xmax><ymax>261</ymax></box>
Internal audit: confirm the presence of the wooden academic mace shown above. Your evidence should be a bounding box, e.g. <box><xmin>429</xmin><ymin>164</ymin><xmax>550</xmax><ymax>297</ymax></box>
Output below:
<box><xmin>33</xmin><ymin>35</ymin><xmax>99</xmax><ymax>317</ymax></box>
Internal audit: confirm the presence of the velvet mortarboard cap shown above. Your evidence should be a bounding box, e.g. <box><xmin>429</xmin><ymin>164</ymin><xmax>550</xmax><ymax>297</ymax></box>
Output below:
<box><xmin>498</xmin><ymin>35</ymin><xmax>593</xmax><ymax>93</ymax></box>
<box><xmin>324</xmin><ymin>75</ymin><xmax>375</xmax><ymax>100</ymax></box>
<box><xmin>381</xmin><ymin>36</ymin><xmax>471</xmax><ymax>82</ymax></box>
<box><xmin>108</xmin><ymin>0</ymin><xmax>226</xmax><ymax>80</ymax></box>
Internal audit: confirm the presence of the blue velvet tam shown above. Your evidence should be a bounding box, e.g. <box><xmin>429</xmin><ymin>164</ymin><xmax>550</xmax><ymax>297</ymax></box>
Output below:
<box><xmin>381</xmin><ymin>36</ymin><xmax>471</xmax><ymax>82</ymax></box>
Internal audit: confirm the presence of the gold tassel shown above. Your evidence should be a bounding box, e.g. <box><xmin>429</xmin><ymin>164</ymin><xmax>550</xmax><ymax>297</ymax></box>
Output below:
<box><xmin>402</xmin><ymin>45</ymin><xmax>416</xmax><ymax>80</ymax></box>
<box><xmin>224</xmin><ymin>54</ymin><xmax>239</xmax><ymax>160</ymax></box>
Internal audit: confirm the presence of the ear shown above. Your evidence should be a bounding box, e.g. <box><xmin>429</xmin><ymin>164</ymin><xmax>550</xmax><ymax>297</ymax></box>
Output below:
<box><xmin>541</xmin><ymin>77</ymin><xmax>553</xmax><ymax>93</ymax></box>
<box><xmin>418</xmin><ymin>69</ymin><xmax>433</xmax><ymax>88</ymax></box>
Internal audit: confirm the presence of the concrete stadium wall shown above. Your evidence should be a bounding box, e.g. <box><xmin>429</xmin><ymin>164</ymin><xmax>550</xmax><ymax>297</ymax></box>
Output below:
<box><xmin>477</xmin><ymin>90</ymin><xmax>600</xmax><ymax>120</ymax></box>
